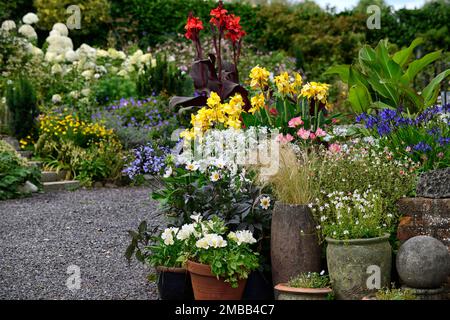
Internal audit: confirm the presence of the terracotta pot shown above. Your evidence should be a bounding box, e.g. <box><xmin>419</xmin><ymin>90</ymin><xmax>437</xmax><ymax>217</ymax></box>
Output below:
<box><xmin>271</xmin><ymin>202</ymin><xmax>321</xmax><ymax>286</ymax></box>
<box><xmin>274</xmin><ymin>283</ymin><xmax>332</xmax><ymax>300</ymax></box>
<box><xmin>326</xmin><ymin>234</ymin><xmax>392</xmax><ymax>300</ymax></box>
<box><xmin>186</xmin><ymin>260</ymin><xmax>247</xmax><ymax>300</ymax></box>
<box><xmin>156</xmin><ymin>266</ymin><xmax>194</xmax><ymax>300</ymax></box>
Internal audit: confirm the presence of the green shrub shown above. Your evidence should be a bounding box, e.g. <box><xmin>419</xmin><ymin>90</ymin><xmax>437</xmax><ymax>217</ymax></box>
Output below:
<box><xmin>136</xmin><ymin>54</ymin><xmax>193</xmax><ymax>97</ymax></box>
<box><xmin>0</xmin><ymin>141</ymin><xmax>40</xmax><ymax>200</ymax></box>
<box><xmin>6</xmin><ymin>76</ymin><xmax>39</xmax><ymax>140</ymax></box>
<box><xmin>93</xmin><ymin>75</ymin><xmax>137</xmax><ymax>106</ymax></box>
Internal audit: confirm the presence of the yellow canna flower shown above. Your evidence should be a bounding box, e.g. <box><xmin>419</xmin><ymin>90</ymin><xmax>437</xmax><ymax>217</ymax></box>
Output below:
<box><xmin>249</xmin><ymin>93</ymin><xmax>265</xmax><ymax>114</ymax></box>
<box><xmin>249</xmin><ymin>65</ymin><xmax>270</xmax><ymax>89</ymax></box>
<box><xmin>274</xmin><ymin>72</ymin><xmax>292</xmax><ymax>95</ymax></box>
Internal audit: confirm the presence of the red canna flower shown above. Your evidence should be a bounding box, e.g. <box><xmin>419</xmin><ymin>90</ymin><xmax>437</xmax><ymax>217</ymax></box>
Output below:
<box><xmin>224</xmin><ymin>14</ymin><xmax>246</xmax><ymax>43</ymax></box>
<box><xmin>185</xmin><ymin>13</ymin><xmax>204</xmax><ymax>41</ymax></box>
<box><xmin>269</xmin><ymin>108</ymin><xmax>278</xmax><ymax>116</ymax></box>
<box><xmin>210</xmin><ymin>1</ymin><xmax>228</xmax><ymax>28</ymax></box>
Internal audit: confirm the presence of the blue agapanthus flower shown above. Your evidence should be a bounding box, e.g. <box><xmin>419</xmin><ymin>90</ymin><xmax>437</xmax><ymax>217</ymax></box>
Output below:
<box><xmin>413</xmin><ymin>141</ymin><xmax>432</xmax><ymax>153</ymax></box>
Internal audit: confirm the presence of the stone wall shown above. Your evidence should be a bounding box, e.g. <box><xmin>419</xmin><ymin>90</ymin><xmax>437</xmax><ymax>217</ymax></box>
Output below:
<box><xmin>397</xmin><ymin>198</ymin><xmax>450</xmax><ymax>250</ymax></box>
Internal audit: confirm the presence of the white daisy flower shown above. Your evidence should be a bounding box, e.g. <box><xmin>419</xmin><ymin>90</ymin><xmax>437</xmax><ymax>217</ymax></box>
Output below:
<box><xmin>259</xmin><ymin>196</ymin><xmax>271</xmax><ymax>210</ymax></box>
<box><xmin>210</xmin><ymin>171</ymin><xmax>220</xmax><ymax>182</ymax></box>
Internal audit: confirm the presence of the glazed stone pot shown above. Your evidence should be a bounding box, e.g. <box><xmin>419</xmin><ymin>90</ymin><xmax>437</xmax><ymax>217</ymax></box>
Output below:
<box><xmin>187</xmin><ymin>260</ymin><xmax>246</xmax><ymax>300</ymax></box>
<box><xmin>271</xmin><ymin>202</ymin><xmax>321</xmax><ymax>286</ymax></box>
<box><xmin>326</xmin><ymin>234</ymin><xmax>392</xmax><ymax>300</ymax></box>
<box><xmin>156</xmin><ymin>266</ymin><xmax>194</xmax><ymax>300</ymax></box>
<box><xmin>274</xmin><ymin>284</ymin><xmax>332</xmax><ymax>300</ymax></box>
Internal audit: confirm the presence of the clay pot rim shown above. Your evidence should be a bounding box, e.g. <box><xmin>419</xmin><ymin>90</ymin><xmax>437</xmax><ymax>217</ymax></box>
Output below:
<box><xmin>156</xmin><ymin>266</ymin><xmax>187</xmax><ymax>274</ymax></box>
<box><xmin>186</xmin><ymin>260</ymin><xmax>214</xmax><ymax>277</ymax></box>
<box><xmin>274</xmin><ymin>283</ymin><xmax>333</xmax><ymax>294</ymax></box>
<box><xmin>326</xmin><ymin>233</ymin><xmax>390</xmax><ymax>245</ymax></box>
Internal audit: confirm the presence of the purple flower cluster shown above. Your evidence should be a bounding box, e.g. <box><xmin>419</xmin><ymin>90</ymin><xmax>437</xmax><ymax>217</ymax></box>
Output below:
<box><xmin>123</xmin><ymin>144</ymin><xmax>170</xmax><ymax>179</ymax></box>
<box><xmin>356</xmin><ymin>104</ymin><xmax>450</xmax><ymax>137</ymax></box>
<box><xmin>91</xmin><ymin>97</ymin><xmax>176</xmax><ymax>132</ymax></box>
<box><xmin>413</xmin><ymin>141</ymin><xmax>432</xmax><ymax>152</ymax></box>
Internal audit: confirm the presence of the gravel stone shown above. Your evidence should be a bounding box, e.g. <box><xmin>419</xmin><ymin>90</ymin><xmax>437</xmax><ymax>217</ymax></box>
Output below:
<box><xmin>0</xmin><ymin>187</ymin><xmax>163</xmax><ymax>300</ymax></box>
<box><xmin>416</xmin><ymin>168</ymin><xmax>450</xmax><ymax>198</ymax></box>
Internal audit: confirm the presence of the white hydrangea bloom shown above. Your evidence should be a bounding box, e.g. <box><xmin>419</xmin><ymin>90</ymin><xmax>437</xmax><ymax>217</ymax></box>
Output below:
<box><xmin>96</xmin><ymin>49</ymin><xmax>109</xmax><ymax>58</ymax></box>
<box><xmin>52</xmin><ymin>23</ymin><xmax>69</xmax><ymax>36</ymax></box>
<box><xmin>51</xmin><ymin>94</ymin><xmax>62</xmax><ymax>104</ymax></box>
<box><xmin>65</xmin><ymin>50</ymin><xmax>78</xmax><ymax>62</ymax></box>
<box><xmin>18</xmin><ymin>25</ymin><xmax>37</xmax><ymax>40</ymax></box>
<box><xmin>22</xmin><ymin>13</ymin><xmax>39</xmax><ymax>25</ymax></box>
<box><xmin>51</xmin><ymin>64</ymin><xmax>63</xmax><ymax>74</ymax></box>
<box><xmin>1</xmin><ymin>20</ymin><xmax>16</xmax><ymax>32</ymax></box>
<box><xmin>81</xmin><ymin>70</ymin><xmax>94</xmax><ymax>79</ymax></box>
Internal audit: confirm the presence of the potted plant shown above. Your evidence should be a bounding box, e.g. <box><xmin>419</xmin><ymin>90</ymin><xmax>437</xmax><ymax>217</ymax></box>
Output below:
<box><xmin>363</xmin><ymin>286</ymin><xmax>416</xmax><ymax>300</ymax></box>
<box><xmin>125</xmin><ymin>222</ymin><xmax>193</xmax><ymax>300</ymax></box>
<box><xmin>275</xmin><ymin>271</ymin><xmax>333</xmax><ymax>300</ymax></box>
<box><xmin>313</xmin><ymin>189</ymin><xmax>394</xmax><ymax>300</ymax></box>
<box><xmin>181</xmin><ymin>215</ymin><xmax>260</xmax><ymax>300</ymax></box>
<box><xmin>268</xmin><ymin>146</ymin><xmax>321</xmax><ymax>286</ymax></box>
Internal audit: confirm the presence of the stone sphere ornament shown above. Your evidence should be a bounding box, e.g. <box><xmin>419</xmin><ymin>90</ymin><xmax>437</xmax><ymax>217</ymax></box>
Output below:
<box><xmin>396</xmin><ymin>236</ymin><xmax>450</xmax><ymax>289</ymax></box>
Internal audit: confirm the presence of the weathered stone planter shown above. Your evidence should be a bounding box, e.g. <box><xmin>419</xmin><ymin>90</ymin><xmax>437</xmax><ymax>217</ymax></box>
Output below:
<box><xmin>274</xmin><ymin>284</ymin><xmax>332</xmax><ymax>300</ymax></box>
<box><xmin>271</xmin><ymin>203</ymin><xmax>321</xmax><ymax>286</ymax></box>
<box><xmin>326</xmin><ymin>234</ymin><xmax>392</xmax><ymax>300</ymax></box>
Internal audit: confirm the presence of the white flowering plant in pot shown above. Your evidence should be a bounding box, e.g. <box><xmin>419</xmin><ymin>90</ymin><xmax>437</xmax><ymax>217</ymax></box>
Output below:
<box><xmin>312</xmin><ymin>189</ymin><xmax>395</xmax><ymax>241</ymax></box>
<box><xmin>179</xmin><ymin>215</ymin><xmax>260</xmax><ymax>288</ymax></box>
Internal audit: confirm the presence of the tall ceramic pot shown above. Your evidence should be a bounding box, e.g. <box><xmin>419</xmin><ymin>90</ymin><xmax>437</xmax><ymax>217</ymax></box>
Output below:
<box><xmin>326</xmin><ymin>234</ymin><xmax>392</xmax><ymax>300</ymax></box>
<box><xmin>271</xmin><ymin>202</ymin><xmax>321</xmax><ymax>286</ymax></box>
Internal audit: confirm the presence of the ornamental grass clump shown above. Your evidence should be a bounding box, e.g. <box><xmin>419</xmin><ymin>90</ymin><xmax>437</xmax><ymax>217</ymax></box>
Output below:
<box><xmin>288</xmin><ymin>271</ymin><xmax>331</xmax><ymax>289</ymax></box>
<box><xmin>268</xmin><ymin>145</ymin><xmax>317</xmax><ymax>205</ymax></box>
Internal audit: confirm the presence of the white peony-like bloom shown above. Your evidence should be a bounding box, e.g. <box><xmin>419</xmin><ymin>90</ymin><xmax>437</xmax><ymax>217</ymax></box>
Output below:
<box><xmin>69</xmin><ymin>91</ymin><xmax>79</xmax><ymax>99</ymax></box>
<box><xmin>196</xmin><ymin>234</ymin><xmax>227</xmax><ymax>249</ymax></box>
<box><xmin>161</xmin><ymin>227</ymin><xmax>179</xmax><ymax>246</ymax></box>
<box><xmin>22</xmin><ymin>13</ymin><xmax>39</xmax><ymax>25</ymax></box>
<box><xmin>18</xmin><ymin>25</ymin><xmax>37</xmax><ymax>39</ymax></box>
<box><xmin>1</xmin><ymin>20</ymin><xmax>16</xmax><ymax>32</ymax></box>
<box><xmin>51</xmin><ymin>94</ymin><xmax>62</xmax><ymax>104</ymax></box>
<box><xmin>233</xmin><ymin>230</ymin><xmax>257</xmax><ymax>245</ymax></box>
<box><xmin>176</xmin><ymin>224</ymin><xmax>197</xmax><ymax>241</ymax></box>
<box><xmin>52</xmin><ymin>23</ymin><xmax>69</xmax><ymax>36</ymax></box>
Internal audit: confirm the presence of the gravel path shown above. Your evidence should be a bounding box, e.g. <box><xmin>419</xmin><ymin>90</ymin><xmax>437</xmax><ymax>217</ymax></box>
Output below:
<box><xmin>0</xmin><ymin>187</ymin><xmax>163</xmax><ymax>300</ymax></box>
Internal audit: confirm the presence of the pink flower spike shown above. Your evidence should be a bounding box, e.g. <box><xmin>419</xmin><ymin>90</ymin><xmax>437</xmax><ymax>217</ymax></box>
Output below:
<box><xmin>297</xmin><ymin>128</ymin><xmax>310</xmax><ymax>140</ymax></box>
<box><xmin>329</xmin><ymin>143</ymin><xmax>341</xmax><ymax>154</ymax></box>
<box><xmin>315</xmin><ymin>127</ymin><xmax>327</xmax><ymax>137</ymax></box>
<box><xmin>288</xmin><ymin>117</ymin><xmax>304</xmax><ymax>128</ymax></box>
